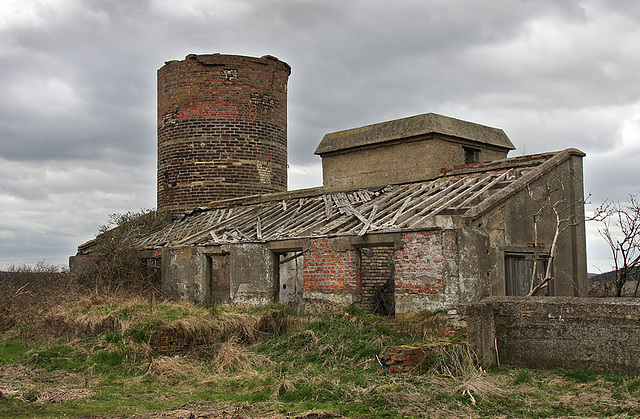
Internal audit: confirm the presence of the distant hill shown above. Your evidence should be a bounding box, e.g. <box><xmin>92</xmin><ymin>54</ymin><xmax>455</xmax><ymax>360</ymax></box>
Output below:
<box><xmin>589</xmin><ymin>269</ymin><xmax>640</xmax><ymax>282</ymax></box>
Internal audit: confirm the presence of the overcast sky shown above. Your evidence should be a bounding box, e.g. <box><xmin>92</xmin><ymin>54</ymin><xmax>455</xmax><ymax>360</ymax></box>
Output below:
<box><xmin>0</xmin><ymin>0</ymin><xmax>638</xmax><ymax>272</ymax></box>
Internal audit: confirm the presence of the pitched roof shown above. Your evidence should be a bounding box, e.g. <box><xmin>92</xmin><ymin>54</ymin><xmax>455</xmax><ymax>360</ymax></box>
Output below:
<box><xmin>315</xmin><ymin>113</ymin><xmax>515</xmax><ymax>155</ymax></box>
<box><xmin>134</xmin><ymin>149</ymin><xmax>583</xmax><ymax>249</ymax></box>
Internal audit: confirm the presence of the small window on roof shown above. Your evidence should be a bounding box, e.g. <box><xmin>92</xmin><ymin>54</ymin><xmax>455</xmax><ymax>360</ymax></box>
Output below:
<box><xmin>463</xmin><ymin>146</ymin><xmax>480</xmax><ymax>164</ymax></box>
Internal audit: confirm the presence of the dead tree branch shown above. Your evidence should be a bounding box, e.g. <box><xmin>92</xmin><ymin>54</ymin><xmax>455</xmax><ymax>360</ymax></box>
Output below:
<box><xmin>527</xmin><ymin>184</ymin><xmax>591</xmax><ymax>296</ymax></box>
<box><xmin>597</xmin><ymin>194</ymin><xmax>640</xmax><ymax>297</ymax></box>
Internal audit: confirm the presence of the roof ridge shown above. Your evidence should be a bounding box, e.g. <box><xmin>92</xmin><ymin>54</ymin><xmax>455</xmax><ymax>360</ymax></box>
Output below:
<box><xmin>462</xmin><ymin>148</ymin><xmax>585</xmax><ymax>222</ymax></box>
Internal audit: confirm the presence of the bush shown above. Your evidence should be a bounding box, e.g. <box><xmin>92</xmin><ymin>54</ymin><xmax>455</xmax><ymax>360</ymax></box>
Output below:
<box><xmin>72</xmin><ymin>209</ymin><xmax>171</xmax><ymax>295</ymax></box>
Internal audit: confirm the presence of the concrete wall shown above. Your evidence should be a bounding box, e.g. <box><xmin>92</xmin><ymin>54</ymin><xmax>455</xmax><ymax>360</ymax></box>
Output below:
<box><xmin>465</xmin><ymin>297</ymin><xmax>640</xmax><ymax>373</ymax></box>
<box><xmin>161</xmin><ymin>246</ymin><xmax>208</xmax><ymax>304</ymax></box>
<box><xmin>161</xmin><ymin>243</ymin><xmax>277</xmax><ymax>306</ymax></box>
<box><xmin>229</xmin><ymin>243</ymin><xmax>276</xmax><ymax>305</ymax></box>
<box><xmin>320</xmin><ymin>137</ymin><xmax>507</xmax><ymax>190</ymax></box>
<box><xmin>476</xmin><ymin>153</ymin><xmax>587</xmax><ymax>297</ymax></box>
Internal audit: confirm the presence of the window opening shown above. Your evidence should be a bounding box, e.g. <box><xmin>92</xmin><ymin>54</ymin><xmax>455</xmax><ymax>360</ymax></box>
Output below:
<box><xmin>505</xmin><ymin>253</ymin><xmax>552</xmax><ymax>296</ymax></box>
<box><xmin>463</xmin><ymin>146</ymin><xmax>480</xmax><ymax>164</ymax></box>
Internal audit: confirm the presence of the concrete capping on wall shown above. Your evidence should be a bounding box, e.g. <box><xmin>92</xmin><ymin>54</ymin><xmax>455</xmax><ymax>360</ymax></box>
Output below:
<box><xmin>464</xmin><ymin>296</ymin><xmax>640</xmax><ymax>373</ymax></box>
<box><xmin>315</xmin><ymin>113</ymin><xmax>515</xmax><ymax>155</ymax></box>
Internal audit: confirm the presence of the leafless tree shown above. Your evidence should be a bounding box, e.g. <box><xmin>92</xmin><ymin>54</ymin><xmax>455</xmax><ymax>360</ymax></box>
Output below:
<box><xmin>526</xmin><ymin>183</ymin><xmax>593</xmax><ymax>297</ymax></box>
<box><xmin>597</xmin><ymin>194</ymin><xmax>640</xmax><ymax>297</ymax></box>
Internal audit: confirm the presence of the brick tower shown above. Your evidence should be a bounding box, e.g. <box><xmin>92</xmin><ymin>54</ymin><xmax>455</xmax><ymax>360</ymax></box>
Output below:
<box><xmin>157</xmin><ymin>54</ymin><xmax>291</xmax><ymax>214</ymax></box>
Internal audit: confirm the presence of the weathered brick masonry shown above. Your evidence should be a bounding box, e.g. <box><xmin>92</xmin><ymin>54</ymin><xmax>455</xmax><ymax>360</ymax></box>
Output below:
<box><xmin>359</xmin><ymin>246</ymin><xmax>394</xmax><ymax>313</ymax></box>
<box><xmin>302</xmin><ymin>231</ymin><xmax>445</xmax><ymax>312</ymax></box>
<box><xmin>394</xmin><ymin>231</ymin><xmax>443</xmax><ymax>295</ymax></box>
<box><xmin>303</xmin><ymin>238</ymin><xmax>358</xmax><ymax>294</ymax></box>
<box><xmin>157</xmin><ymin>54</ymin><xmax>291</xmax><ymax>214</ymax></box>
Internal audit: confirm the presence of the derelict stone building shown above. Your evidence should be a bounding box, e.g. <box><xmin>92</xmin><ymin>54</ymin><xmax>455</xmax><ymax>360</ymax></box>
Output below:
<box><xmin>73</xmin><ymin>53</ymin><xmax>588</xmax><ymax>316</ymax></box>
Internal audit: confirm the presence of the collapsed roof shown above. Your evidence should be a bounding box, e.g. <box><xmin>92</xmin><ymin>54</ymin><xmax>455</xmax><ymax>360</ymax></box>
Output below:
<box><xmin>129</xmin><ymin>149</ymin><xmax>583</xmax><ymax>250</ymax></box>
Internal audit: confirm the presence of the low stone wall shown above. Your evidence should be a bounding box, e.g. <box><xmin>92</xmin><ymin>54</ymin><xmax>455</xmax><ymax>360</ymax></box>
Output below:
<box><xmin>465</xmin><ymin>297</ymin><xmax>640</xmax><ymax>373</ymax></box>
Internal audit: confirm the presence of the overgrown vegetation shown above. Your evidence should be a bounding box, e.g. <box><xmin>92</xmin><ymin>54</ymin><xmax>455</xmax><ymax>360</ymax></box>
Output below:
<box><xmin>73</xmin><ymin>208</ymin><xmax>172</xmax><ymax>294</ymax></box>
<box><xmin>1</xmin><ymin>268</ymin><xmax>639</xmax><ymax>418</ymax></box>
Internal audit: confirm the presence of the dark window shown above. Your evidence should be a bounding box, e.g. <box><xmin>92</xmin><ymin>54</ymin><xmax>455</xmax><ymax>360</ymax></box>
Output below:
<box><xmin>505</xmin><ymin>253</ymin><xmax>551</xmax><ymax>296</ymax></box>
<box><xmin>463</xmin><ymin>147</ymin><xmax>480</xmax><ymax>164</ymax></box>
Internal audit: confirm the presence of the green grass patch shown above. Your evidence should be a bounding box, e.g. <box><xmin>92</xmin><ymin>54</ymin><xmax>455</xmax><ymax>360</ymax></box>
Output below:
<box><xmin>0</xmin><ymin>339</ymin><xmax>30</xmax><ymax>364</ymax></box>
<box><xmin>556</xmin><ymin>368</ymin><xmax>597</xmax><ymax>383</ymax></box>
<box><xmin>514</xmin><ymin>368</ymin><xmax>533</xmax><ymax>385</ymax></box>
<box><xmin>2</xmin><ymin>300</ymin><xmax>640</xmax><ymax>418</ymax></box>
<box><xmin>627</xmin><ymin>377</ymin><xmax>640</xmax><ymax>394</ymax></box>
<box><xmin>29</xmin><ymin>345</ymin><xmax>87</xmax><ymax>371</ymax></box>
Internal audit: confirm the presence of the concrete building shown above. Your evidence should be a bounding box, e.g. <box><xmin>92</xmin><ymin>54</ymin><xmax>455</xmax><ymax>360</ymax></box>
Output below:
<box><xmin>73</xmin><ymin>53</ymin><xmax>588</xmax><ymax>316</ymax></box>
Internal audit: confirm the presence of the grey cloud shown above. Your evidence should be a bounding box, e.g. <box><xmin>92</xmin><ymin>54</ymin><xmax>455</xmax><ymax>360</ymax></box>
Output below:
<box><xmin>0</xmin><ymin>0</ymin><xmax>638</xmax><ymax>270</ymax></box>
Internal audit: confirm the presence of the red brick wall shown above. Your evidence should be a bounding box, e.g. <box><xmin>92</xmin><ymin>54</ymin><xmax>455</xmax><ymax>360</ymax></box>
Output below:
<box><xmin>302</xmin><ymin>231</ymin><xmax>444</xmax><ymax>303</ymax></box>
<box><xmin>157</xmin><ymin>54</ymin><xmax>291</xmax><ymax>214</ymax></box>
<box><xmin>303</xmin><ymin>238</ymin><xmax>358</xmax><ymax>294</ymax></box>
<box><xmin>395</xmin><ymin>231</ymin><xmax>444</xmax><ymax>294</ymax></box>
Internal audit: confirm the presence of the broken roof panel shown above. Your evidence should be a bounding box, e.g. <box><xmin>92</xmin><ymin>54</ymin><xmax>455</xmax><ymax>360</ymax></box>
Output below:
<box><xmin>134</xmin><ymin>150</ymin><xmax>581</xmax><ymax>249</ymax></box>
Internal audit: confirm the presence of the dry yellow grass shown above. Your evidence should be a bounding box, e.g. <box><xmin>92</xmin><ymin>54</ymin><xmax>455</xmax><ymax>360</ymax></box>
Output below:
<box><xmin>214</xmin><ymin>337</ymin><xmax>272</xmax><ymax>373</ymax></box>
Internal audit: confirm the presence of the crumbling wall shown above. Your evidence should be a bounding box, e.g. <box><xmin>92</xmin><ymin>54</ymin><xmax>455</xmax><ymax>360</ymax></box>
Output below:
<box><xmin>465</xmin><ymin>297</ymin><xmax>640</xmax><ymax>373</ymax></box>
<box><xmin>229</xmin><ymin>243</ymin><xmax>276</xmax><ymax>305</ymax></box>
<box><xmin>394</xmin><ymin>230</ymin><xmax>446</xmax><ymax>314</ymax></box>
<box><xmin>161</xmin><ymin>246</ymin><xmax>207</xmax><ymax>304</ymax></box>
<box><xmin>161</xmin><ymin>243</ymin><xmax>277</xmax><ymax>306</ymax></box>
<box><xmin>302</xmin><ymin>232</ymin><xmax>451</xmax><ymax>315</ymax></box>
<box><xmin>303</xmin><ymin>237</ymin><xmax>359</xmax><ymax>314</ymax></box>
<box><xmin>157</xmin><ymin>54</ymin><xmax>290</xmax><ymax>214</ymax></box>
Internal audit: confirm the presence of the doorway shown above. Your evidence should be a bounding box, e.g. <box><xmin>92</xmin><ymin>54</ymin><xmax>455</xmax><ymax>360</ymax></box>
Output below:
<box><xmin>359</xmin><ymin>246</ymin><xmax>395</xmax><ymax>315</ymax></box>
<box><xmin>276</xmin><ymin>251</ymin><xmax>304</xmax><ymax>312</ymax></box>
<box><xmin>206</xmin><ymin>253</ymin><xmax>230</xmax><ymax>305</ymax></box>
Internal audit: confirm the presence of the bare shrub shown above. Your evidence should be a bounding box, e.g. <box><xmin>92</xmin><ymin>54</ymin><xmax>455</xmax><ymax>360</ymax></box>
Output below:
<box><xmin>0</xmin><ymin>264</ymin><xmax>77</xmax><ymax>335</ymax></box>
<box><xmin>72</xmin><ymin>209</ymin><xmax>171</xmax><ymax>296</ymax></box>
<box><xmin>597</xmin><ymin>194</ymin><xmax>640</xmax><ymax>297</ymax></box>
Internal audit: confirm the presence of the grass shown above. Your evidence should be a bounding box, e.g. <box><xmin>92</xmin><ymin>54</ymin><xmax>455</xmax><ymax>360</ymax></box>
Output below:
<box><xmin>1</xmin><ymin>281</ymin><xmax>640</xmax><ymax>418</ymax></box>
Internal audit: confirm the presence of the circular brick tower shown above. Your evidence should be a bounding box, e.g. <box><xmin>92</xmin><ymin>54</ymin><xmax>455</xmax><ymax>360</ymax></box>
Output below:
<box><xmin>157</xmin><ymin>54</ymin><xmax>291</xmax><ymax>214</ymax></box>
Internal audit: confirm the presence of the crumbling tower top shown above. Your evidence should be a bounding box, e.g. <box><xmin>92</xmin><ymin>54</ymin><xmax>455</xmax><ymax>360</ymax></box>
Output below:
<box><xmin>157</xmin><ymin>53</ymin><xmax>291</xmax><ymax>214</ymax></box>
